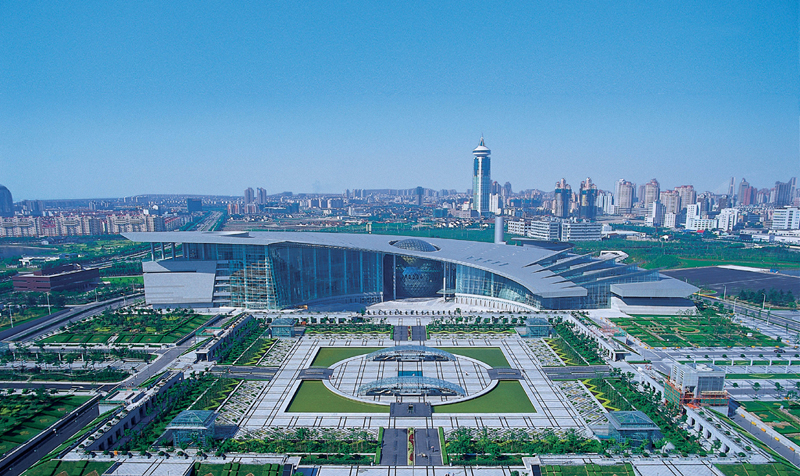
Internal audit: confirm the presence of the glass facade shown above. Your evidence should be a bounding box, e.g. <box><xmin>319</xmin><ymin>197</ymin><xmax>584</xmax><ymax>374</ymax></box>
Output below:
<box><xmin>176</xmin><ymin>239</ymin><xmax>661</xmax><ymax>311</ymax></box>
<box><xmin>455</xmin><ymin>265</ymin><xmax>539</xmax><ymax>308</ymax></box>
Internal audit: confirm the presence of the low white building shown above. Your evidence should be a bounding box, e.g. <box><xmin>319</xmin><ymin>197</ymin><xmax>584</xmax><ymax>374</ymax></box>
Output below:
<box><xmin>772</xmin><ymin>207</ymin><xmax>800</xmax><ymax>230</ymax></box>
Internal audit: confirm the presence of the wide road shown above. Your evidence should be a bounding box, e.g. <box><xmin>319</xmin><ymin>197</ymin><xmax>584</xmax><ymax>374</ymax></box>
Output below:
<box><xmin>413</xmin><ymin>428</ymin><xmax>442</xmax><ymax>466</ymax></box>
<box><xmin>5</xmin><ymin>295</ymin><xmax>143</xmax><ymax>343</ymax></box>
<box><xmin>0</xmin><ymin>402</ymin><xmax>99</xmax><ymax>476</ymax></box>
<box><xmin>379</xmin><ymin>429</ymin><xmax>408</xmax><ymax>466</ymax></box>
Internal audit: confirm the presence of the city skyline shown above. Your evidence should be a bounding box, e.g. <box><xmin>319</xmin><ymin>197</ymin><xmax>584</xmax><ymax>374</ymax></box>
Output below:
<box><xmin>2</xmin><ymin>2</ymin><xmax>797</xmax><ymax>200</ymax></box>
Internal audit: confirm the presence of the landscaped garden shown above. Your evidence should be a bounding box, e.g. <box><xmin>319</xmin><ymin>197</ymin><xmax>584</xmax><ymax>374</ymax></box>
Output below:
<box><xmin>0</xmin><ymin>306</ymin><xmax>61</xmax><ymax>332</ymax></box>
<box><xmin>232</xmin><ymin>338</ymin><xmax>276</xmax><ymax>365</ymax></box>
<box><xmin>542</xmin><ymin>463</ymin><xmax>635</xmax><ymax>476</ymax></box>
<box><xmin>610</xmin><ymin>312</ymin><xmax>782</xmax><ymax>348</ymax></box>
<box><xmin>304</xmin><ymin>323</ymin><xmax>392</xmax><ymax>335</ymax></box>
<box><xmin>39</xmin><ymin>308</ymin><xmax>210</xmax><ymax>345</ymax></box>
<box><xmin>546</xmin><ymin>319</ymin><xmax>605</xmax><ymax>365</ymax></box>
<box><xmin>217</xmin><ymin>320</ymin><xmax>269</xmax><ymax>364</ymax></box>
<box><xmin>191</xmin><ymin>378</ymin><xmax>240</xmax><ymax>411</ymax></box>
<box><xmin>446</xmin><ymin>428</ymin><xmax>605</xmax><ymax>465</ymax></box>
<box><xmin>219</xmin><ymin>427</ymin><xmax>378</xmax><ymax>465</ymax></box>
<box><xmin>22</xmin><ymin>459</ymin><xmax>114</xmax><ymax>476</ymax></box>
<box><xmin>0</xmin><ymin>391</ymin><xmax>91</xmax><ymax>456</ymax></box>
<box><xmin>716</xmin><ymin>462</ymin><xmax>800</xmax><ymax>476</ymax></box>
<box><xmin>740</xmin><ymin>400</ymin><xmax>800</xmax><ymax>446</ymax></box>
<box><xmin>192</xmin><ymin>462</ymin><xmax>287</xmax><ymax>476</ymax></box>
<box><xmin>0</xmin><ymin>368</ymin><xmax>128</xmax><ymax>383</ymax></box>
<box><xmin>433</xmin><ymin>381</ymin><xmax>535</xmax><ymax>413</ymax></box>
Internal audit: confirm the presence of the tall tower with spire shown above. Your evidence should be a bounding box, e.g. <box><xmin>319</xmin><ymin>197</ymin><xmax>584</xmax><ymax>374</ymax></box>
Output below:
<box><xmin>472</xmin><ymin>137</ymin><xmax>492</xmax><ymax>215</ymax></box>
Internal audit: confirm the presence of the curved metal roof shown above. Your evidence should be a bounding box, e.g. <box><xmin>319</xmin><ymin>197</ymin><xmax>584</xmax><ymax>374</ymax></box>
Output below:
<box><xmin>123</xmin><ymin>231</ymin><xmax>588</xmax><ymax>299</ymax></box>
<box><xmin>357</xmin><ymin>376</ymin><xmax>466</xmax><ymax>396</ymax></box>
<box><xmin>365</xmin><ymin>345</ymin><xmax>456</xmax><ymax>361</ymax></box>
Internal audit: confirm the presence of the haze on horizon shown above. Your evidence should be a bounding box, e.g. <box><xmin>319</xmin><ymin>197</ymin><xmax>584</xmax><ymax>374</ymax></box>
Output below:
<box><xmin>1</xmin><ymin>1</ymin><xmax>798</xmax><ymax>201</ymax></box>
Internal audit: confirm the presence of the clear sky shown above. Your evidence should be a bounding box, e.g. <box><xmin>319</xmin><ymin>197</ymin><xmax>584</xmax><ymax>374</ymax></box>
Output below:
<box><xmin>2</xmin><ymin>1</ymin><xmax>798</xmax><ymax>200</ymax></box>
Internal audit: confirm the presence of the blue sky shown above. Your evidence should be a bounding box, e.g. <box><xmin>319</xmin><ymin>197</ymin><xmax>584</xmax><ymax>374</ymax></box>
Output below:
<box><xmin>1</xmin><ymin>1</ymin><xmax>798</xmax><ymax>200</ymax></box>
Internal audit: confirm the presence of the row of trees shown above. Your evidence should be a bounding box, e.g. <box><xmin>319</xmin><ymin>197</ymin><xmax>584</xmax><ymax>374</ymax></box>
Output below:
<box><xmin>551</xmin><ymin>319</ymin><xmax>605</xmax><ymax>365</ymax></box>
<box><xmin>737</xmin><ymin>288</ymin><xmax>797</xmax><ymax>309</ymax></box>
<box><xmin>446</xmin><ymin>427</ymin><xmax>604</xmax><ymax>463</ymax></box>
<box><xmin>221</xmin><ymin>428</ymin><xmax>378</xmax><ymax>455</ymax></box>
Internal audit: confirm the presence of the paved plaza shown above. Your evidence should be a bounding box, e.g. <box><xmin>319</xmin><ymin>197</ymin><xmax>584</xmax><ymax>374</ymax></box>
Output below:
<box><xmin>230</xmin><ymin>335</ymin><xmax>587</xmax><ymax>432</ymax></box>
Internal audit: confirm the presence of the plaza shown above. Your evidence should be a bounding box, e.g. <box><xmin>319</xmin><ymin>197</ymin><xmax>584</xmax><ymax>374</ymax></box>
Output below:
<box><xmin>226</xmin><ymin>330</ymin><xmax>587</xmax><ymax>433</ymax></box>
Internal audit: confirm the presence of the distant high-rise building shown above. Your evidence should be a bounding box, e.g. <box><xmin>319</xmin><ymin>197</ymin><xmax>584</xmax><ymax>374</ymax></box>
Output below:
<box><xmin>659</xmin><ymin>190</ymin><xmax>681</xmax><ymax>215</ymax></box>
<box><xmin>737</xmin><ymin>179</ymin><xmax>754</xmax><ymax>207</ymax></box>
<box><xmin>578</xmin><ymin>177</ymin><xmax>598</xmax><ymax>221</ymax></box>
<box><xmin>773</xmin><ymin>178</ymin><xmax>796</xmax><ymax>206</ymax></box>
<box><xmin>503</xmin><ymin>182</ymin><xmax>512</xmax><ymax>198</ymax></box>
<box><xmin>244</xmin><ymin>187</ymin><xmax>255</xmax><ymax>204</ymax></box>
<box><xmin>0</xmin><ymin>184</ymin><xmax>12</xmax><ymax>217</ymax></box>
<box><xmin>675</xmin><ymin>185</ymin><xmax>696</xmax><ymax>210</ymax></box>
<box><xmin>728</xmin><ymin>177</ymin><xmax>736</xmax><ymax>197</ymax></box>
<box><xmin>553</xmin><ymin>178</ymin><xmax>572</xmax><ymax>218</ymax></box>
<box><xmin>256</xmin><ymin>187</ymin><xmax>268</xmax><ymax>204</ymax></box>
<box><xmin>415</xmin><ymin>186</ymin><xmax>423</xmax><ymax>206</ymax></box>
<box><xmin>471</xmin><ymin>137</ymin><xmax>492</xmax><ymax>215</ymax></box>
<box><xmin>643</xmin><ymin>179</ymin><xmax>660</xmax><ymax>209</ymax></box>
<box><xmin>615</xmin><ymin>179</ymin><xmax>635</xmax><ymax>212</ymax></box>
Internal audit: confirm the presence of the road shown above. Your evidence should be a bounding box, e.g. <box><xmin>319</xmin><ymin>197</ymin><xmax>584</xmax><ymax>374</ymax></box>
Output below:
<box><xmin>379</xmin><ymin>429</ymin><xmax>408</xmax><ymax>466</ymax></box>
<box><xmin>0</xmin><ymin>401</ymin><xmax>99</xmax><ymax>476</ymax></box>
<box><xmin>413</xmin><ymin>428</ymin><xmax>442</xmax><ymax>466</ymax></box>
<box><xmin>4</xmin><ymin>295</ymin><xmax>143</xmax><ymax>344</ymax></box>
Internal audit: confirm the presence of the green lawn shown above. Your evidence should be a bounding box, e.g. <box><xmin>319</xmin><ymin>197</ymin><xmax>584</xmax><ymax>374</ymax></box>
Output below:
<box><xmin>741</xmin><ymin>400</ymin><xmax>800</xmax><ymax>446</ymax></box>
<box><xmin>0</xmin><ymin>395</ymin><xmax>91</xmax><ymax>457</ymax></box>
<box><xmin>716</xmin><ymin>462</ymin><xmax>800</xmax><ymax>476</ymax></box>
<box><xmin>0</xmin><ymin>307</ymin><xmax>61</xmax><ymax>332</ymax></box>
<box><xmin>433</xmin><ymin>381</ymin><xmax>536</xmax><ymax>413</ymax></box>
<box><xmin>611</xmin><ymin>314</ymin><xmax>782</xmax><ymax>348</ymax></box>
<box><xmin>437</xmin><ymin>347</ymin><xmax>510</xmax><ymax>368</ymax></box>
<box><xmin>23</xmin><ymin>460</ymin><xmax>114</xmax><ymax>476</ymax></box>
<box><xmin>542</xmin><ymin>464</ymin><xmax>635</xmax><ymax>476</ymax></box>
<box><xmin>286</xmin><ymin>381</ymin><xmax>389</xmax><ymax>413</ymax></box>
<box><xmin>41</xmin><ymin>313</ymin><xmax>210</xmax><ymax>345</ymax></box>
<box><xmin>101</xmin><ymin>275</ymin><xmax>143</xmax><ymax>286</ymax></box>
<box><xmin>310</xmin><ymin>347</ymin><xmax>381</xmax><ymax>368</ymax></box>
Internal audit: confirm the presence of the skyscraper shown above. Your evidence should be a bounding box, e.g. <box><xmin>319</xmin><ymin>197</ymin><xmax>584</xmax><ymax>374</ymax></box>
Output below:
<box><xmin>256</xmin><ymin>187</ymin><xmax>268</xmax><ymax>204</ymax></box>
<box><xmin>578</xmin><ymin>177</ymin><xmax>598</xmax><ymax>220</ymax></box>
<box><xmin>471</xmin><ymin>137</ymin><xmax>492</xmax><ymax>215</ymax></box>
<box><xmin>0</xmin><ymin>184</ymin><xmax>13</xmax><ymax>217</ymax></box>
<box><xmin>244</xmin><ymin>187</ymin><xmax>255</xmax><ymax>204</ymax></box>
<box><xmin>615</xmin><ymin>179</ymin><xmax>635</xmax><ymax>212</ymax></box>
<box><xmin>675</xmin><ymin>185</ymin><xmax>696</xmax><ymax>210</ymax></box>
<box><xmin>659</xmin><ymin>190</ymin><xmax>681</xmax><ymax>215</ymax></box>
<box><xmin>643</xmin><ymin>179</ymin><xmax>660</xmax><ymax>209</ymax></box>
<box><xmin>553</xmin><ymin>178</ymin><xmax>571</xmax><ymax>218</ymax></box>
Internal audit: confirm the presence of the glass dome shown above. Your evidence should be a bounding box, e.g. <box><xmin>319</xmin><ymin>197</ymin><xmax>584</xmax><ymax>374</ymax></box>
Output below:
<box><xmin>389</xmin><ymin>238</ymin><xmax>439</xmax><ymax>252</ymax></box>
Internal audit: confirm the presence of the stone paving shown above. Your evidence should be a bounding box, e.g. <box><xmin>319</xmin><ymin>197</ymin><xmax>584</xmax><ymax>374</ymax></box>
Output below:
<box><xmin>233</xmin><ymin>335</ymin><xmax>587</xmax><ymax>432</ymax></box>
<box><xmin>554</xmin><ymin>380</ymin><xmax>608</xmax><ymax>426</ymax></box>
<box><xmin>258</xmin><ymin>338</ymin><xmax>298</xmax><ymax>366</ymax></box>
<box><xmin>526</xmin><ymin>338</ymin><xmax>565</xmax><ymax>366</ymax></box>
<box><xmin>218</xmin><ymin>380</ymin><xmax>269</xmax><ymax>426</ymax></box>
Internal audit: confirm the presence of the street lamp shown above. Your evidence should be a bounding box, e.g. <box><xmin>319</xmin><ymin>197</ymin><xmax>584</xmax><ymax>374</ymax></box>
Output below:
<box><xmin>46</xmin><ymin>292</ymin><xmax>52</xmax><ymax>315</ymax></box>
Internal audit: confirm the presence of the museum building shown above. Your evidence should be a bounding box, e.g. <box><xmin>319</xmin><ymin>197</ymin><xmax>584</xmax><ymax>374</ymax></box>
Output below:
<box><xmin>123</xmin><ymin>231</ymin><xmax>697</xmax><ymax>312</ymax></box>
